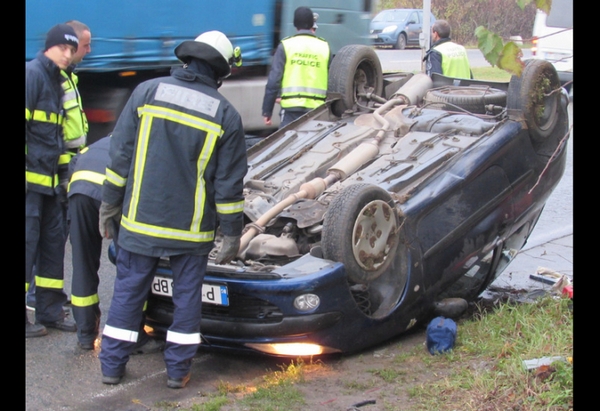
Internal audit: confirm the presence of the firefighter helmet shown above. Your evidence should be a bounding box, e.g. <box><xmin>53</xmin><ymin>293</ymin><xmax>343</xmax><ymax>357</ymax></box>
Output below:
<box><xmin>175</xmin><ymin>30</ymin><xmax>241</xmax><ymax>78</ymax></box>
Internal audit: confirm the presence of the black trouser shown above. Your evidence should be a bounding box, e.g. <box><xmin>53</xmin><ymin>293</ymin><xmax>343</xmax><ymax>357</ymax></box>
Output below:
<box><xmin>279</xmin><ymin>108</ymin><xmax>310</xmax><ymax>129</ymax></box>
<box><xmin>25</xmin><ymin>191</ymin><xmax>68</xmax><ymax>323</ymax></box>
<box><xmin>69</xmin><ymin>194</ymin><xmax>102</xmax><ymax>344</ymax></box>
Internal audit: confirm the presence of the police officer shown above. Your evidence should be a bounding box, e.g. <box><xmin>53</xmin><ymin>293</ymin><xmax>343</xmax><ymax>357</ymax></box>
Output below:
<box><xmin>424</xmin><ymin>19</ymin><xmax>472</xmax><ymax>79</ymax></box>
<box><xmin>68</xmin><ymin>136</ymin><xmax>164</xmax><ymax>354</ymax></box>
<box><xmin>262</xmin><ymin>6</ymin><xmax>331</xmax><ymax>128</ymax></box>
<box><xmin>98</xmin><ymin>30</ymin><xmax>247</xmax><ymax>388</ymax></box>
<box><xmin>26</xmin><ymin>24</ymin><xmax>80</xmax><ymax>338</ymax></box>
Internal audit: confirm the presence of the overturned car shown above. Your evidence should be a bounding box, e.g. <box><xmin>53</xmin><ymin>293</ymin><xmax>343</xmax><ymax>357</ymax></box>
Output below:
<box><xmin>134</xmin><ymin>45</ymin><xmax>570</xmax><ymax>357</ymax></box>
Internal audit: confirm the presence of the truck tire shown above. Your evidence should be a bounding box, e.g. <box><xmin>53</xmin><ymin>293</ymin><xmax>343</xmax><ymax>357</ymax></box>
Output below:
<box><xmin>328</xmin><ymin>45</ymin><xmax>383</xmax><ymax>117</ymax></box>
<box><xmin>507</xmin><ymin>59</ymin><xmax>562</xmax><ymax>143</ymax></box>
<box><xmin>424</xmin><ymin>86</ymin><xmax>507</xmax><ymax>114</ymax></box>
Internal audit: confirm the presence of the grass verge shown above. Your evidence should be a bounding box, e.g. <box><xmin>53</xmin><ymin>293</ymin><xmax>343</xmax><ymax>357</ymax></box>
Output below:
<box><xmin>162</xmin><ymin>294</ymin><xmax>572</xmax><ymax>411</ymax></box>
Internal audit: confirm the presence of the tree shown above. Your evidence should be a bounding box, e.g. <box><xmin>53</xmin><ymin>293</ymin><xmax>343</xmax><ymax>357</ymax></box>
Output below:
<box><xmin>475</xmin><ymin>0</ymin><xmax>552</xmax><ymax>76</ymax></box>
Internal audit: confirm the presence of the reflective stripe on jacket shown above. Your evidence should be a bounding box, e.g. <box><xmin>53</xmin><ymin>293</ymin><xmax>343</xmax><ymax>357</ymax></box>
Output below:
<box><xmin>26</xmin><ymin>51</ymin><xmax>66</xmax><ymax>195</ymax></box>
<box><xmin>280</xmin><ymin>34</ymin><xmax>330</xmax><ymax>110</ymax></box>
<box><xmin>102</xmin><ymin>66</ymin><xmax>247</xmax><ymax>257</ymax></box>
<box><xmin>434</xmin><ymin>41</ymin><xmax>471</xmax><ymax>79</ymax></box>
<box><xmin>68</xmin><ymin>136</ymin><xmax>110</xmax><ymax>201</ymax></box>
<box><xmin>61</xmin><ymin>70</ymin><xmax>88</xmax><ymax>150</ymax></box>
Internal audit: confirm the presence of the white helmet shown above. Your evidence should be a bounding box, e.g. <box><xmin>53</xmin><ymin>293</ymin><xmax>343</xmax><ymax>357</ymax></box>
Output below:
<box><xmin>174</xmin><ymin>30</ymin><xmax>242</xmax><ymax>78</ymax></box>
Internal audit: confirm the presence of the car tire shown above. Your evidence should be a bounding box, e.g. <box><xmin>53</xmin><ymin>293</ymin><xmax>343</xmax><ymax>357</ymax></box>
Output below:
<box><xmin>322</xmin><ymin>183</ymin><xmax>399</xmax><ymax>284</ymax></box>
<box><xmin>507</xmin><ymin>59</ymin><xmax>562</xmax><ymax>142</ymax></box>
<box><xmin>328</xmin><ymin>45</ymin><xmax>383</xmax><ymax>117</ymax></box>
<box><xmin>424</xmin><ymin>86</ymin><xmax>507</xmax><ymax>114</ymax></box>
<box><xmin>395</xmin><ymin>33</ymin><xmax>407</xmax><ymax>50</ymax></box>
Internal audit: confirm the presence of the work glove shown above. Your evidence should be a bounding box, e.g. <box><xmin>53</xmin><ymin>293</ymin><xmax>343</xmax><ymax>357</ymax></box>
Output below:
<box><xmin>99</xmin><ymin>201</ymin><xmax>122</xmax><ymax>239</ymax></box>
<box><xmin>54</xmin><ymin>179</ymin><xmax>69</xmax><ymax>204</ymax></box>
<box><xmin>214</xmin><ymin>235</ymin><xmax>241</xmax><ymax>265</ymax></box>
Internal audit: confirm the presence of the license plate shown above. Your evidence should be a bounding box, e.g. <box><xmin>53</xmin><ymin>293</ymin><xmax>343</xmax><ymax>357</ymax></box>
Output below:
<box><xmin>151</xmin><ymin>276</ymin><xmax>229</xmax><ymax>306</ymax></box>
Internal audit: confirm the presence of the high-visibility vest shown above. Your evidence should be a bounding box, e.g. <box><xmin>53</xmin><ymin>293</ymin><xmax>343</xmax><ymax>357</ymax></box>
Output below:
<box><xmin>61</xmin><ymin>70</ymin><xmax>88</xmax><ymax>151</ymax></box>
<box><xmin>280</xmin><ymin>34</ymin><xmax>330</xmax><ymax>110</ymax></box>
<box><xmin>434</xmin><ymin>41</ymin><xmax>471</xmax><ymax>79</ymax></box>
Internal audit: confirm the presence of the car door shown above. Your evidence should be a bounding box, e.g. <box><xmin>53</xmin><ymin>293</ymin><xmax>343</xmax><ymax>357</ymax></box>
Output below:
<box><xmin>405</xmin><ymin>10</ymin><xmax>422</xmax><ymax>45</ymax></box>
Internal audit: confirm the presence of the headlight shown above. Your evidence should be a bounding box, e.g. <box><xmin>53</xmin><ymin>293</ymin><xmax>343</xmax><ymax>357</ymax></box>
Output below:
<box><xmin>382</xmin><ymin>25</ymin><xmax>398</xmax><ymax>34</ymax></box>
<box><xmin>245</xmin><ymin>342</ymin><xmax>340</xmax><ymax>356</ymax></box>
<box><xmin>293</xmin><ymin>293</ymin><xmax>320</xmax><ymax>311</ymax></box>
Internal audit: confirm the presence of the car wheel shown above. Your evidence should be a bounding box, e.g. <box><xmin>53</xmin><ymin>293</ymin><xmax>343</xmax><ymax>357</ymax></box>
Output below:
<box><xmin>322</xmin><ymin>183</ymin><xmax>399</xmax><ymax>284</ymax></box>
<box><xmin>507</xmin><ymin>59</ymin><xmax>562</xmax><ymax>142</ymax></box>
<box><xmin>424</xmin><ymin>86</ymin><xmax>507</xmax><ymax>114</ymax></box>
<box><xmin>395</xmin><ymin>33</ymin><xmax>407</xmax><ymax>50</ymax></box>
<box><xmin>328</xmin><ymin>45</ymin><xmax>383</xmax><ymax>117</ymax></box>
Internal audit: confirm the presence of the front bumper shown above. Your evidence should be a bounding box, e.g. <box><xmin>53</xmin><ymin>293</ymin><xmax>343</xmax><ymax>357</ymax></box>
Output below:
<box><xmin>144</xmin><ymin>254</ymin><xmax>364</xmax><ymax>355</ymax></box>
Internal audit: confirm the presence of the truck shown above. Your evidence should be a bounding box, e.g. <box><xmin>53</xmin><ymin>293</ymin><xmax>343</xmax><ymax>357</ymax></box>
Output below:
<box><xmin>25</xmin><ymin>0</ymin><xmax>375</xmax><ymax>144</ymax></box>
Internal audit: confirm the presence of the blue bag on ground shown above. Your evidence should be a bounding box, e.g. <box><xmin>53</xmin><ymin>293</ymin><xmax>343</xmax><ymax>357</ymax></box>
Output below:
<box><xmin>426</xmin><ymin>316</ymin><xmax>457</xmax><ymax>355</ymax></box>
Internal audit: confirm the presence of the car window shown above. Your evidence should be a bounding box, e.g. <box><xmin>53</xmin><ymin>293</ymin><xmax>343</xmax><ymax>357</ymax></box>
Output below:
<box><xmin>408</xmin><ymin>11</ymin><xmax>418</xmax><ymax>24</ymax></box>
<box><xmin>393</xmin><ymin>10</ymin><xmax>410</xmax><ymax>21</ymax></box>
<box><xmin>546</xmin><ymin>0</ymin><xmax>572</xmax><ymax>28</ymax></box>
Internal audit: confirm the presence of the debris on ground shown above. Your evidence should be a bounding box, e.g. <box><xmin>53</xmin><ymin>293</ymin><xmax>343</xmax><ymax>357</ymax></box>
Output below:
<box><xmin>522</xmin><ymin>356</ymin><xmax>568</xmax><ymax>370</ymax></box>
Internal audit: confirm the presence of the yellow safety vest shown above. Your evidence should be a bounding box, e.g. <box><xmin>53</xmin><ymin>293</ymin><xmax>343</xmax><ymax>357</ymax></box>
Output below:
<box><xmin>280</xmin><ymin>35</ymin><xmax>330</xmax><ymax>110</ymax></box>
<box><xmin>434</xmin><ymin>41</ymin><xmax>471</xmax><ymax>79</ymax></box>
<box><xmin>61</xmin><ymin>70</ymin><xmax>88</xmax><ymax>151</ymax></box>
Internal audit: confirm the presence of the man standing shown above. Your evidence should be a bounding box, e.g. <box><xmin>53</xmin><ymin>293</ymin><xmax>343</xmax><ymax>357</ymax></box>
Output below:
<box><xmin>424</xmin><ymin>19</ymin><xmax>472</xmax><ymax>79</ymax></box>
<box><xmin>262</xmin><ymin>6</ymin><xmax>331</xmax><ymax>128</ymax></box>
<box><xmin>98</xmin><ymin>30</ymin><xmax>247</xmax><ymax>388</ymax></box>
<box><xmin>68</xmin><ymin>136</ymin><xmax>164</xmax><ymax>354</ymax></box>
<box><xmin>26</xmin><ymin>24</ymin><xmax>80</xmax><ymax>337</ymax></box>
<box><xmin>61</xmin><ymin>20</ymin><xmax>91</xmax><ymax>155</ymax></box>
<box><xmin>27</xmin><ymin>20</ymin><xmax>92</xmax><ymax>311</ymax></box>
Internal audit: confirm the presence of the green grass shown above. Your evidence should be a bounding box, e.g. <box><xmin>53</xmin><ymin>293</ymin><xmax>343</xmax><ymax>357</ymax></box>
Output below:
<box><xmin>175</xmin><ymin>295</ymin><xmax>572</xmax><ymax>411</ymax></box>
<box><xmin>406</xmin><ymin>296</ymin><xmax>573</xmax><ymax>411</ymax></box>
<box><xmin>471</xmin><ymin>66</ymin><xmax>512</xmax><ymax>82</ymax></box>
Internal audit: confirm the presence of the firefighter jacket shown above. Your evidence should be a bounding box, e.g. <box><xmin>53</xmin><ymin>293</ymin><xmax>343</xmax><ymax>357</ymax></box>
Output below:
<box><xmin>280</xmin><ymin>33</ymin><xmax>330</xmax><ymax>110</ymax></box>
<box><xmin>68</xmin><ymin>136</ymin><xmax>110</xmax><ymax>202</ymax></box>
<box><xmin>61</xmin><ymin>67</ymin><xmax>88</xmax><ymax>152</ymax></box>
<box><xmin>26</xmin><ymin>51</ymin><xmax>68</xmax><ymax>196</ymax></box>
<box><xmin>425</xmin><ymin>38</ymin><xmax>472</xmax><ymax>79</ymax></box>
<box><xmin>102</xmin><ymin>64</ymin><xmax>247</xmax><ymax>257</ymax></box>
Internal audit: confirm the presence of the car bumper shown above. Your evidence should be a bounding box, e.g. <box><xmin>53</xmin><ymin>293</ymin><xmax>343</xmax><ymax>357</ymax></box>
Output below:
<box><xmin>371</xmin><ymin>33</ymin><xmax>396</xmax><ymax>46</ymax></box>
<box><xmin>144</xmin><ymin>255</ymin><xmax>370</xmax><ymax>355</ymax></box>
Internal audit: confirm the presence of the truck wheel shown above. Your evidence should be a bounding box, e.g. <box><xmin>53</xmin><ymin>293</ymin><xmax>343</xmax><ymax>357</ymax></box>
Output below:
<box><xmin>328</xmin><ymin>45</ymin><xmax>383</xmax><ymax>117</ymax></box>
<box><xmin>424</xmin><ymin>86</ymin><xmax>506</xmax><ymax>114</ymax></box>
<box><xmin>395</xmin><ymin>33</ymin><xmax>407</xmax><ymax>50</ymax></box>
<box><xmin>322</xmin><ymin>183</ymin><xmax>399</xmax><ymax>284</ymax></box>
<box><xmin>507</xmin><ymin>59</ymin><xmax>562</xmax><ymax>142</ymax></box>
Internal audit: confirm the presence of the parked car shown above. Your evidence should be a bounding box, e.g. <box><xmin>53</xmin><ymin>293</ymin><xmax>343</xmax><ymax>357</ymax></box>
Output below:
<box><xmin>369</xmin><ymin>8</ymin><xmax>435</xmax><ymax>49</ymax></box>
<box><xmin>111</xmin><ymin>45</ymin><xmax>570</xmax><ymax>358</ymax></box>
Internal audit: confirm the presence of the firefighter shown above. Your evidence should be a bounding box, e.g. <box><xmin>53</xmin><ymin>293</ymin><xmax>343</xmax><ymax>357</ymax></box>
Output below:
<box><xmin>27</xmin><ymin>20</ymin><xmax>92</xmax><ymax>311</ymax></box>
<box><xmin>98</xmin><ymin>30</ymin><xmax>247</xmax><ymax>388</ymax></box>
<box><xmin>26</xmin><ymin>24</ymin><xmax>80</xmax><ymax>337</ymax></box>
<box><xmin>68</xmin><ymin>136</ymin><xmax>164</xmax><ymax>354</ymax></box>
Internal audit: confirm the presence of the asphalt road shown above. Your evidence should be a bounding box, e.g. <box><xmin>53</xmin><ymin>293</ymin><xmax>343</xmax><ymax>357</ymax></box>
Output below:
<box><xmin>25</xmin><ymin>47</ymin><xmax>570</xmax><ymax>411</ymax></box>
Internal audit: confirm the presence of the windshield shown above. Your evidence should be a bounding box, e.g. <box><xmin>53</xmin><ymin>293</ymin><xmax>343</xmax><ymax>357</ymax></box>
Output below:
<box><xmin>546</xmin><ymin>0</ymin><xmax>572</xmax><ymax>28</ymax></box>
<box><xmin>373</xmin><ymin>9</ymin><xmax>411</xmax><ymax>23</ymax></box>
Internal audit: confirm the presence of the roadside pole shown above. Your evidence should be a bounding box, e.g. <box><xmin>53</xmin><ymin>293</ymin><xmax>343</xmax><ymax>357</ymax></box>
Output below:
<box><xmin>420</xmin><ymin>0</ymin><xmax>432</xmax><ymax>72</ymax></box>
